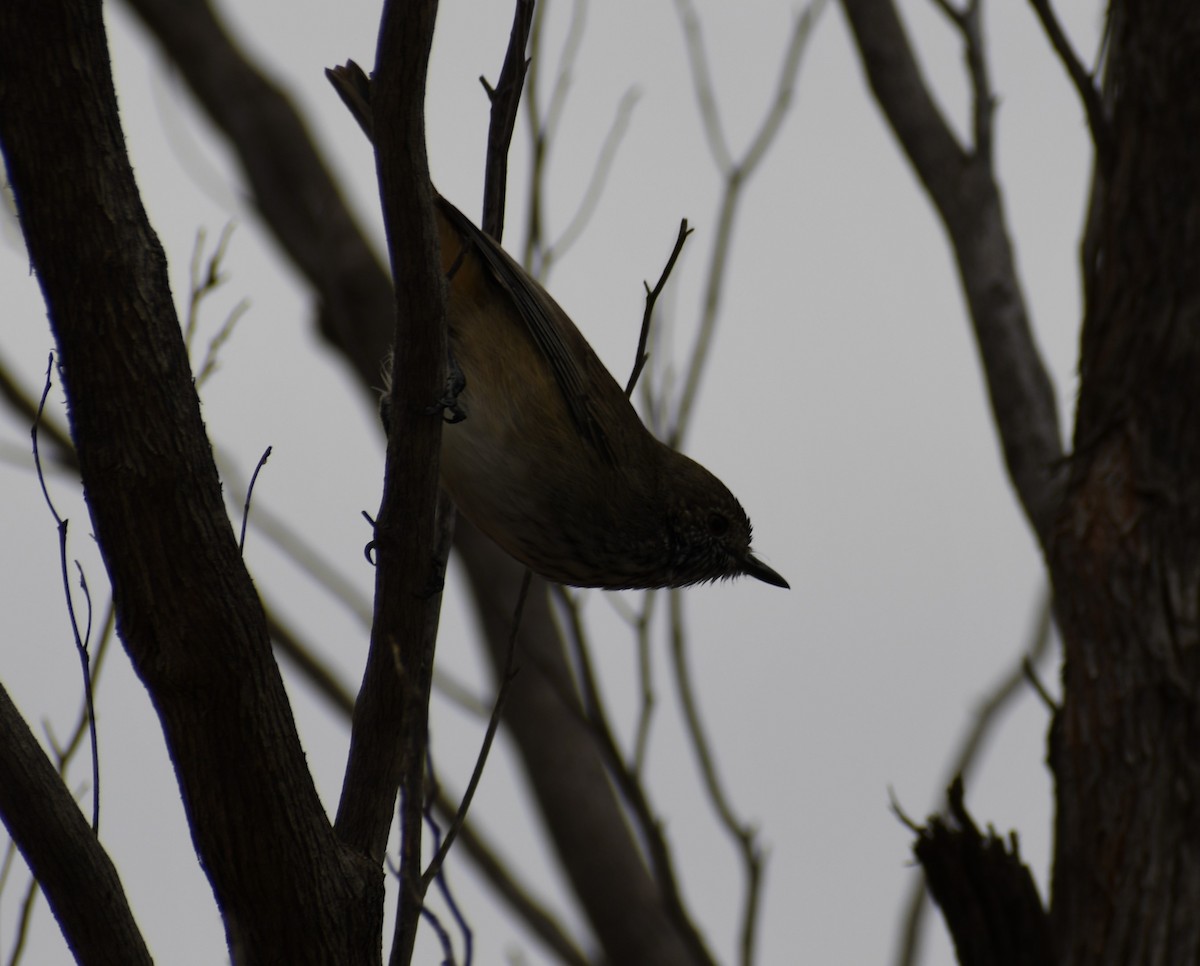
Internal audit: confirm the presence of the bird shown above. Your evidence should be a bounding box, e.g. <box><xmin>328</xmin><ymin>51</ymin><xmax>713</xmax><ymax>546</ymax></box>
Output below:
<box><xmin>329</xmin><ymin>63</ymin><xmax>788</xmax><ymax>590</ymax></box>
<box><xmin>428</xmin><ymin>195</ymin><xmax>787</xmax><ymax>590</ymax></box>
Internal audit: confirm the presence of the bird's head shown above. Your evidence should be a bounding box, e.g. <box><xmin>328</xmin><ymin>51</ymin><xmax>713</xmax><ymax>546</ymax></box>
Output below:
<box><xmin>662</xmin><ymin>452</ymin><xmax>788</xmax><ymax>589</ymax></box>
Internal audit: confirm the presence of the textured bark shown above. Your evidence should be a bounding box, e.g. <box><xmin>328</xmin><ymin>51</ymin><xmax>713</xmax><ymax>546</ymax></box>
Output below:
<box><xmin>0</xmin><ymin>684</ymin><xmax>151</xmax><ymax>965</ymax></box>
<box><xmin>1048</xmin><ymin>5</ymin><xmax>1200</xmax><ymax>963</ymax></box>
<box><xmin>846</xmin><ymin>0</ymin><xmax>1200</xmax><ymax>962</ymax></box>
<box><xmin>0</xmin><ymin>0</ymin><xmax>377</xmax><ymax>961</ymax></box>
<box><xmin>914</xmin><ymin>781</ymin><xmax>1052</xmax><ymax>966</ymax></box>
<box><xmin>121</xmin><ymin>0</ymin><xmax>716</xmax><ymax>960</ymax></box>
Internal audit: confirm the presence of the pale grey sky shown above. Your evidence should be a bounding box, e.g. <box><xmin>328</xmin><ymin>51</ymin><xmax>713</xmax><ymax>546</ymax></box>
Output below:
<box><xmin>1</xmin><ymin>1</ymin><xmax>1103</xmax><ymax>962</ymax></box>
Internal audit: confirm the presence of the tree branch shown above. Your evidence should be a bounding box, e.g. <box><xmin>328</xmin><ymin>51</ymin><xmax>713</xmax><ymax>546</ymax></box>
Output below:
<box><xmin>1025</xmin><ymin>0</ymin><xmax>1111</xmax><ymax>163</ymax></box>
<box><xmin>0</xmin><ymin>0</ymin><xmax>376</xmax><ymax>959</ymax></box>
<box><xmin>911</xmin><ymin>779</ymin><xmax>1052</xmax><ymax>966</ymax></box>
<box><xmin>329</xmin><ymin>4</ymin><xmax>448</xmax><ymax>964</ymax></box>
<box><xmin>0</xmin><ymin>682</ymin><xmax>149</xmax><ymax>965</ymax></box>
<box><xmin>481</xmin><ymin>0</ymin><xmax>535</xmax><ymax>240</ymax></box>
<box><xmin>121</xmin><ymin>0</ymin><xmax>395</xmax><ymax>386</ymax></box>
<box><xmin>842</xmin><ymin>0</ymin><xmax>1066</xmax><ymax>548</ymax></box>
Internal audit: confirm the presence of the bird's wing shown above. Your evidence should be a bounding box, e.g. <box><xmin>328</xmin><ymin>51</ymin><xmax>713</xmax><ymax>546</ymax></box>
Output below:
<box><xmin>436</xmin><ymin>195</ymin><xmax>619</xmax><ymax>466</ymax></box>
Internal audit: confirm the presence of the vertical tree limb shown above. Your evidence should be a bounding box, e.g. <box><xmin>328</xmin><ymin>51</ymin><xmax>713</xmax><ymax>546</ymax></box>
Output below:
<box><xmin>330</xmin><ymin>3</ymin><xmax>447</xmax><ymax>964</ymax></box>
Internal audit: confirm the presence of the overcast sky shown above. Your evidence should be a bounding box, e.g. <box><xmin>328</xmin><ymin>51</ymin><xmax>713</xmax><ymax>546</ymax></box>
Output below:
<box><xmin>1</xmin><ymin>1</ymin><xmax>1104</xmax><ymax>963</ymax></box>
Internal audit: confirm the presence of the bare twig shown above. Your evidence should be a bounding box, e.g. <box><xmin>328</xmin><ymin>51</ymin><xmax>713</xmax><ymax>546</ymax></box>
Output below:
<box><xmin>539</xmin><ymin>86</ymin><xmax>640</xmax><ymax>278</ymax></box>
<box><xmin>184</xmin><ymin>223</ymin><xmax>249</xmax><ymax>389</ymax></box>
<box><xmin>522</xmin><ymin>0</ymin><xmax>587</xmax><ymax>272</ymax></box>
<box><xmin>422</xmin><ymin>572</ymin><xmax>529</xmax><ymax>890</ymax></box>
<box><xmin>424</xmin><ymin>796</ymin><xmax>473</xmax><ymax>966</ymax></box>
<box><xmin>630</xmin><ymin>591</ymin><xmax>659</xmax><ymax>777</ymax></box>
<box><xmin>31</xmin><ymin>356</ymin><xmax>99</xmax><ymax>833</ymax></box>
<box><xmin>927</xmin><ymin>0</ymin><xmax>994</xmax><ymax>163</ymax></box>
<box><xmin>193</xmin><ymin>300</ymin><xmax>250</xmax><ymax>390</ymax></box>
<box><xmin>238</xmin><ymin>445</ymin><xmax>272</xmax><ymax>554</ymax></box>
<box><xmin>0</xmin><ymin>350</ymin><xmax>75</xmax><ymax>469</ymax></box>
<box><xmin>553</xmin><ymin>587</ymin><xmax>718</xmax><ymax>966</ymax></box>
<box><xmin>216</xmin><ymin>448</ymin><xmax>373</xmax><ymax>623</ymax></box>
<box><xmin>627</xmin><ymin>219</ymin><xmax>692</xmax><ymax>398</ymax></box>
<box><xmin>480</xmin><ymin>0</ymin><xmax>535</xmax><ymax>240</ymax></box>
<box><xmin>6</xmin><ymin>602</ymin><xmax>118</xmax><ymax>966</ymax></box>
<box><xmin>1026</xmin><ymin>0</ymin><xmax>1110</xmax><ymax>161</ymax></box>
<box><xmin>6</xmin><ymin>871</ymin><xmax>38</xmax><ymax>966</ymax></box>
<box><xmin>668</xmin><ymin>590</ymin><xmax>764</xmax><ymax>966</ymax></box>
<box><xmin>669</xmin><ymin>0</ymin><xmax>823</xmax><ymax>446</ymax></box>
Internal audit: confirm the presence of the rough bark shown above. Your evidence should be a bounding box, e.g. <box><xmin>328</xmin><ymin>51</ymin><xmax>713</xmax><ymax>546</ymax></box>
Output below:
<box><xmin>1048</xmin><ymin>5</ymin><xmax>1200</xmax><ymax>963</ymax></box>
<box><xmin>0</xmin><ymin>0</ymin><xmax>377</xmax><ymax>960</ymax></box>
<box><xmin>914</xmin><ymin>781</ymin><xmax>1052</xmax><ymax>966</ymax></box>
<box><xmin>0</xmin><ymin>684</ymin><xmax>151</xmax><ymax>965</ymax></box>
<box><xmin>847</xmin><ymin>0</ymin><xmax>1200</xmax><ymax>962</ymax></box>
<box><xmin>120</xmin><ymin>0</ymin><xmax>713</xmax><ymax>960</ymax></box>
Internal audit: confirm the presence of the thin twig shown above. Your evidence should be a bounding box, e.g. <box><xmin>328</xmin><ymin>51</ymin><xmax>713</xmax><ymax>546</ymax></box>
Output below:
<box><xmin>6</xmin><ymin>873</ymin><xmax>38</xmax><ymax>966</ymax></box>
<box><xmin>0</xmin><ymin>350</ymin><xmax>75</xmax><ymax>469</ymax></box>
<box><xmin>5</xmin><ymin>602</ymin><xmax>118</xmax><ymax>966</ymax></box>
<box><xmin>416</xmin><ymin>893</ymin><xmax>457</xmax><ymax>966</ymax></box>
<box><xmin>631</xmin><ymin>592</ymin><xmax>658</xmax><ymax>777</ymax></box>
<box><xmin>669</xmin><ymin>1</ymin><xmax>823</xmax><ymax>446</ymax></box>
<box><xmin>432</xmin><ymin>785</ymin><xmax>590</xmax><ymax>966</ymax></box>
<box><xmin>421</xmin><ymin>765</ymin><xmax>473</xmax><ymax>966</ymax></box>
<box><xmin>185</xmin><ymin>223</ymin><xmax>248</xmax><ymax>388</ymax></box>
<box><xmin>540</xmin><ymin>86</ymin><xmax>640</xmax><ymax>278</ymax></box>
<box><xmin>216</xmin><ymin>448</ymin><xmax>373</xmax><ymax>622</ymax></box>
<box><xmin>194</xmin><ymin>299</ymin><xmax>250</xmax><ymax>390</ymax></box>
<box><xmin>31</xmin><ymin>355</ymin><xmax>99</xmax><ymax>833</ymax></box>
<box><xmin>522</xmin><ymin>0</ymin><xmax>588</xmax><ymax>274</ymax></box>
<box><xmin>520</xmin><ymin>0</ymin><xmax>585</xmax><ymax>273</ymax></box>
<box><xmin>480</xmin><ymin>0</ymin><xmax>535</xmax><ymax>240</ymax></box>
<box><xmin>239</xmin><ymin>445</ymin><xmax>272</xmax><ymax>554</ymax></box>
<box><xmin>422</xmin><ymin>570</ymin><xmax>530</xmax><ymax>890</ymax></box>
<box><xmin>668</xmin><ymin>590</ymin><xmax>763</xmax><ymax>966</ymax></box>
<box><xmin>928</xmin><ymin>0</ymin><xmax>994</xmax><ymax>163</ymax></box>
<box><xmin>553</xmin><ymin>586</ymin><xmax>717</xmax><ymax>966</ymax></box>
<box><xmin>1026</xmin><ymin>0</ymin><xmax>1110</xmax><ymax>161</ymax></box>
<box><xmin>627</xmin><ymin>219</ymin><xmax>692</xmax><ymax>397</ymax></box>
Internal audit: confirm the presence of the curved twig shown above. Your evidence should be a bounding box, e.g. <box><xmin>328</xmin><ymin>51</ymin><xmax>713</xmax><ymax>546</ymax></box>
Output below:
<box><xmin>669</xmin><ymin>0</ymin><xmax>824</xmax><ymax>446</ymax></box>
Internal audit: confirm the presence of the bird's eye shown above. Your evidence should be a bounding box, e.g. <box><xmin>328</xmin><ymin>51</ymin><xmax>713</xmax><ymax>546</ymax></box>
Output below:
<box><xmin>707</xmin><ymin>512</ymin><xmax>729</xmax><ymax>537</ymax></box>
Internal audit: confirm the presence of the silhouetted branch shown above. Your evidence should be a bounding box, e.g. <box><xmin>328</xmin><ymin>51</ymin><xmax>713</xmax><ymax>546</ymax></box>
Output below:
<box><xmin>669</xmin><ymin>0</ymin><xmax>823</xmax><ymax>446</ymax></box>
<box><xmin>842</xmin><ymin>0</ymin><xmax>1066</xmax><ymax>547</ymax></box>
<box><xmin>912</xmin><ymin>779</ymin><xmax>1052</xmax><ymax>966</ymax></box>
<box><xmin>1026</xmin><ymin>0</ymin><xmax>1110</xmax><ymax>162</ymax></box>
<box><xmin>627</xmin><ymin>219</ymin><xmax>692</xmax><ymax>398</ymax></box>
<box><xmin>893</xmin><ymin>589</ymin><xmax>1056</xmax><ymax>966</ymax></box>
<box><xmin>668</xmin><ymin>591</ymin><xmax>763</xmax><ymax>966</ymax></box>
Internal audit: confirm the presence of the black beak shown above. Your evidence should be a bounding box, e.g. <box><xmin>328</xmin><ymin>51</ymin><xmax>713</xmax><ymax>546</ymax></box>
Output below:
<box><xmin>742</xmin><ymin>553</ymin><xmax>789</xmax><ymax>589</ymax></box>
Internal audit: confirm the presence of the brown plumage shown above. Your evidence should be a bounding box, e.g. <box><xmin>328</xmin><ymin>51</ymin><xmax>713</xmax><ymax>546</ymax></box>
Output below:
<box><xmin>326</xmin><ymin>60</ymin><xmax>786</xmax><ymax>589</ymax></box>
<box><xmin>430</xmin><ymin>195</ymin><xmax>787</xmax><ymax>590</ymax></box>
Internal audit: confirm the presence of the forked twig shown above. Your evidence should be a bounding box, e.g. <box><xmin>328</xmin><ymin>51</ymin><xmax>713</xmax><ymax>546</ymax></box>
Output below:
<box><xmin>627</xmin><ymin>219</ymin><xmax>692</xmax><ymax>398</ymax></box>
<box><xmin>31</xmin><ymin>355</ymin><xmax>99</xmax><ymax>833</ymax></box>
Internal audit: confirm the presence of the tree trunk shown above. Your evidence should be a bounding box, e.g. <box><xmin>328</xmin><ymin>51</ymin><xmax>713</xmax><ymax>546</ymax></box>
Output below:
<box><xmin>1048</xmin><ymin>4</ymin><xmax>1200</xmax><ymax>963</ymax></box>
